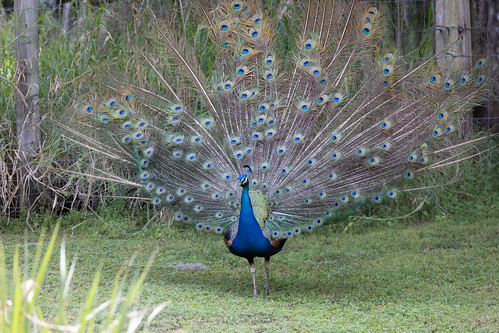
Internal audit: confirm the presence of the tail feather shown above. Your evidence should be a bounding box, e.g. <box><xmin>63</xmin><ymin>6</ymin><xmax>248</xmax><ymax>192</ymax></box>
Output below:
<box><xmin>63</xmin><ymin>0</ymin><xmax>495</xmax><ymax>238</ymax></box>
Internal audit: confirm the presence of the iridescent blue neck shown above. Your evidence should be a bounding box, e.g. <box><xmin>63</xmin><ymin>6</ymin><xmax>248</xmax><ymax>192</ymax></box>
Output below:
<box><xmin>238</xmin><ymin>185</ymin><xmax>261</xmax><ymax>235</ymax></box>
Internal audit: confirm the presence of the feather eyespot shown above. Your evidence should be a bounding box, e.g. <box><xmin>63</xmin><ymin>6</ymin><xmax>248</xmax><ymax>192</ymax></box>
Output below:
<box><xmin>383</xmin><ymin>53</ymin><xmax>394</xmax><ymax>64</ymax></box>
<box><xmin>355</xmin><ymin>148</ymin><xmax>366</xmax><ymax>156</ymax></box>
<box><xmin>264</xmin><ymin>56</ymin><xmax>274</xmax><ymax>65</ymax></box>
<box><xmin>429</xmin><ymin>74</ymin><xmax>441</xmax><ymax>84</ymax></box>
<box><xmin>332</xmin><ymin>93</ymin><xmax>343</xmax><ymax>103</ymax></box>
<box><xmin>265</xmin><ymin>71</ymin><xmax>274</xmax><ymax>79</ymax></box>
<box><xmin>380</xmin><ymin>120</ymin><xmax>391</xmax><ymax>129</ymax></box>
<box><xmin>259</xmin><ymin>103</ymin><xmax>268</xmax><ymax>111</ymax></box>
<box><xmin>330</xmin><ymin>133</ymin><xmax>341</xmax><ymax>142</ymax></box>
<box><xmin>237</xmin><ymin>66</ymin><xmax>247</xmax><ymax>75</ymax></box>
<box><xmin>383</xmin><ymin>65</ymin><xmax>393</xmax><ymax>75</ymax></box>
<box><xmin>310</xmin><ymin>66</ymin><xmax>321</xmax><ymax>76</ymax></box>
<box><xmin>438</xmin><ymin>111</ymin><xmax>448</xmax><ymax>121</ymax></box>
<box><xmin>362</xmin><ymin>23</ymin><xmax>372</xmax><ymax>35</ymax></box>
<box><xmin>299</xmin><ymin>101</ymin><xmax>310</xmax><ymax>111</ymax></box>
<box><xmin>432</xmin><ymin>128</ymin><xmax>442</xmax><ymax>137</ymax></box>
<box><xmin>249</xmin><ymin>28</ymin><xmax>259</xmax><ymax>37</ymax></box>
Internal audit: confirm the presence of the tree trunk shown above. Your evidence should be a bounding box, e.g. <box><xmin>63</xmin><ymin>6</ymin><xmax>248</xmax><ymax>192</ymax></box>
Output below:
<box><xmin>485</xmin><ymin>0</ymin><xmax>499</xmax><ymax>132</ymax></box>
<box><xmin>62</xmin><ymin>2</ymin><xmax>72</xmax><ymax>35</ymax></box>
<box><xmin>434</xmin><ymin>0</ymin><xmax>473</xmax><ymax>138</ymax></box>
<box><xmin>15</xmin><ymin>0</ymin><xmax>40</xmax><ymax>210</ymax></box>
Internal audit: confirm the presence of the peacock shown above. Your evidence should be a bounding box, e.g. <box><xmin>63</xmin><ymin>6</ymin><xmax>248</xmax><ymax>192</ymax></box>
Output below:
<box><xmin>61</xmin><ymin>0</ymin><xmax>495</xmax><ymax>296</ymax></box>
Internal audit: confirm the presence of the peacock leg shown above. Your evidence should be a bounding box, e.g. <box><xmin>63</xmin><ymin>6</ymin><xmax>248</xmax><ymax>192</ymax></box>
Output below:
<box><xmin>264</xmin><ymin>256</ymin><xmax>272</xmax><ymax>294</ymax></box>
<box><xmin>248</xmin><ymin>258</ymin><xmax>258</xmax><ymax>296</ymax></box>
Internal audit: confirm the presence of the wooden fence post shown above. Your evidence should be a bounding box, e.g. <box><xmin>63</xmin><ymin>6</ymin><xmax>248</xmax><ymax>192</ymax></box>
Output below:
<box><xmin>434</xmin><ymin>0</ymin><xmax>473</xmax><ymax>138</ymax></box>
<box><xmin>14</xmin><ymin>0</ymin><xmax>40</xmax><ymax>210</ymax></box>
<box><xmin>485</xmin><ymin>0</ymin><xmax>499</xmax><ymax>132</ymax></box>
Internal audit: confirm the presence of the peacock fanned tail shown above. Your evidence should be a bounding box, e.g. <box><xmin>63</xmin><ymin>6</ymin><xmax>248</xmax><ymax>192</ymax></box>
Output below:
<box><xmin>64</xmin><ymin>0</ymin><xmax>495</xmax><ymax>239</ymax></box>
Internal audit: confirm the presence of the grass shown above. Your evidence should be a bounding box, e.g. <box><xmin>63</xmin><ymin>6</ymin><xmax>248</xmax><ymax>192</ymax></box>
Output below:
<box><xmin>2</xmin><ymin>203</ymin><xmax>497</xmax><ymax>332</ymax></box>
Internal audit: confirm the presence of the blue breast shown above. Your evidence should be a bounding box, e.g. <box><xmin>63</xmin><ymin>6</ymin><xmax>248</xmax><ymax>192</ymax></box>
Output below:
<box><xmin>227</xmin><ymin>185</ymin><xmax>284</xmax><ymax>259</ymax></box>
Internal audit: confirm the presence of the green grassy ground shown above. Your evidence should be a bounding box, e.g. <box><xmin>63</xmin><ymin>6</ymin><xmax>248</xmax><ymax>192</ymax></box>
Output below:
<box><xmin>2</xmin><ymin>206</ymin><xmax>498</xmax><ymax>332</ymax></box>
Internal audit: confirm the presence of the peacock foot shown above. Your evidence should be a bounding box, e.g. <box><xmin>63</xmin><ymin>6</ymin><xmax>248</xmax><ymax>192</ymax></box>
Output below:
<box><xmin>264</xmin><ymin>284</ymin><xmax>272</xmax><ymax>294</ymax></box>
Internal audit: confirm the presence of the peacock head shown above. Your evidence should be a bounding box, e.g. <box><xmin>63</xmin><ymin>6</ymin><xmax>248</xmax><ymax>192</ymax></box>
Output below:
<box><xmin>237</xmin><ymin>174</ymin><xmax>249</xmax><ymax>187</ymax></box>
<box><xmin>238</xmin><ymin>164</ymin><xmax>252</xmax><ymax>187</ymax></box>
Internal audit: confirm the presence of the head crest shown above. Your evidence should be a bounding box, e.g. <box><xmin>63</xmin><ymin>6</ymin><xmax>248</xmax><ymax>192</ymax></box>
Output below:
<box><xmin>243</xmin><ymin>165</ymin><xmax>253</xmax><ymax>174</ymax></box>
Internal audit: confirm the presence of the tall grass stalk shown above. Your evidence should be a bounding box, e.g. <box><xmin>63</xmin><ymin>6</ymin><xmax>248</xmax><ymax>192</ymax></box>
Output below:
<box><xmin>0</xmin><ymin>223</ymin><xmax>168</xmax><ymax>332</ymax></box>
